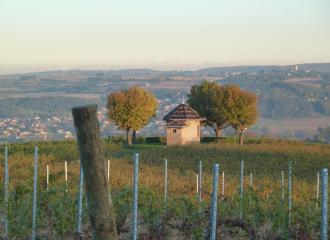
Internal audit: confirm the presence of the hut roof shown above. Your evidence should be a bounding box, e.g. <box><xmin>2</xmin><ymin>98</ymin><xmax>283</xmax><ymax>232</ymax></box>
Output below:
<box><xmin>163</xmin><ymin>104</ymin><xmax>203</xmax><ymax>121</ymax></box>
<box><xmin>165</xmin><ymin>120</ymin><xmax>189</xmax><ymax>128</ymax></box>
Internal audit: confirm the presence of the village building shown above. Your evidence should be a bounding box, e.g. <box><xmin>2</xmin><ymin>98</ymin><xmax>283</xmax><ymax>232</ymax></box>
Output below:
<box><xmin>163</xmin><ymin>103</ymin><xmax>204</xmax><ymax>145</ymax></box>
<box><xmin>65</xmin><ymin>131</ymin><xmax>73</xmax><ymax>138</ymax></box>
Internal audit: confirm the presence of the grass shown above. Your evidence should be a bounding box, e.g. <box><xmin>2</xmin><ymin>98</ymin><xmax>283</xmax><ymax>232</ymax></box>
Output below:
<box><xmin>114</xmin><ymin>143</ymin><xmax>165</xmax><ymax>158</ymax></box>
<box><xmin>124</xmin><ymin>139</ymin><xmax>330</xmax><ymax>183</ymax></box>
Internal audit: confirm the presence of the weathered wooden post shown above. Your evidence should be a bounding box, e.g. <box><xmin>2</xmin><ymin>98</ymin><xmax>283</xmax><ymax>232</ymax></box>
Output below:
<box><xmin>72</xmin><ymin>105</ymin><xmax>118</xmax><ymax>240</ymax></box>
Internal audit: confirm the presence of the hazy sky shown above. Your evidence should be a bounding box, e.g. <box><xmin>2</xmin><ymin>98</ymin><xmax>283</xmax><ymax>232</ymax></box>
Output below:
<box><xmin>1</xmin><ymin>0</ymin><xmax>330</xmax><ymax>74</ymax></box>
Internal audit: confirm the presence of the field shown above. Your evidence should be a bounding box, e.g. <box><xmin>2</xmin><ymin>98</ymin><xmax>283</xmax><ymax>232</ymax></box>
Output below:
<box><xmin>254</xmin><ymin>117</ymin><xmax>330</xmax><ymax>134</ymax></box>
<box><xmin>43</xmin><ymin>75</ymin><xmax>93</xmax><ymax>82</ymax></box>
<box><xmin>284</xmin><ymin>78</ymin><xmax>322</xmax><ymax>83</ymax></box>
<box><xmin>122</xmin><ymin>75</ymin><xmax>224</xmax><ymax>81</ymax></box>
<box><xmin>0</xmin><ymin>76</ymin><xmax>18</xmax><ymax>80</ymax></box>
<box><xmin>0</xmin><ymin>139</ymin><xmax>329</xmax><ymax>239</ymax></box>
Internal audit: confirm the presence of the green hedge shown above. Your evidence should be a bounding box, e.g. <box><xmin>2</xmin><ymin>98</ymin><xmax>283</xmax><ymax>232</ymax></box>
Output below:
<box><xmin>200</xmin><ymin>137</ymin><xmax>228</xmax><ymax>143</ymax></box>
<box><xmin>146</xmin><ymin>136</ymin><xmax>166</xmax><ymax>143</ymax></box>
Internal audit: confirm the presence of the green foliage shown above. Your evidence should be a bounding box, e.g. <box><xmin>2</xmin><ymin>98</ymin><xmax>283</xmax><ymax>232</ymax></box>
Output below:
<box><xmin>214</xmin><ymin>137</ymin><xmax>238</xmax><ymax>144</ymax></box>
<box><xmin>136</xmin><ymin>135</ymin><xmax>146</xmax><ymax>144</ymax></box>
<box><xmin>104</xmin><ymin>135</ymin><xmax>127</xmax><ymax>144</ymax></box>
<box><xmin>188</xmin><ymin>82</ymin><xmax>259</xmax><ymax>143</ymax></box>
<box><xmin>146</xmin><ymin>136</ymin><xmax>166</xmax><ymax>143</ymax></box>
<box><xmin>187</xmin><ymin>81</ymin><xmax>227</xmax><ymax>136</ymax></box>
<box><xmin>138</xmin><ymin>139</ymin><xmax>330</xmax><ymax>182</ymax></box>
<box><xmin>313</xmin><ymin>126</ymin><xmax>330</xmax><ymax>143</ymax></box>
<box><xmin>200</xmin><ymin>137</ymin><xmax>227</xmax><ymax>142</ymax></box>
<box><xmin>5</xmin><ymin>182</ymin><xmax>88</xmax><ymax>238</ymax></box>
<box><xmin>0</xmin><ymin>139</ymin><xmax>122</xmax><ymax>161</ymax></box>
<box><xmin>106</xmin><ymin>85</ymin><xmax>158</xmax><ymax>145</ymax></box>
<box><xmin>0</xmin><ymin>139</ymin><xmax>328</xmax><ymax>238</ymax></box>
<box><xmin>0</xmin><ymin>97</ymin><xmax>102</xmax><ymax>119</ymax></box>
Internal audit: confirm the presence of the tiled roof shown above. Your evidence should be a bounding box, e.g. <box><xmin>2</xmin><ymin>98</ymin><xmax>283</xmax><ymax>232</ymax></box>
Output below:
<box><xmin>163</xmin><ymin>104</ymin><xmax>203</xmax><ymax>121</ymax></box>
<box><xmin>165</xmin><ymin>120</ymin><xmax>189</xmax><ymax>128</ymax></box>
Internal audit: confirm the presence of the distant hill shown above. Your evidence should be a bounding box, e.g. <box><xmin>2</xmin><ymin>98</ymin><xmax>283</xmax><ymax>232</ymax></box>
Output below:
<box><xmin>0</xmin><ymin>97</ymin><xmax>103</xmax><ymax>119</ymax></box>
<box><xmin>2</xmin><ymin>69</ymin><xmax>178</xmax><ymax>78</ymax></box>
<box><xmin>2</xmin><ymin>63</ymin><xmax>330</xmax><ymax>78</ymax></box>
<box><xmin>190</xmin><ymin>63</ymin><xmax>330</xmax><ymax>75</ymax></box>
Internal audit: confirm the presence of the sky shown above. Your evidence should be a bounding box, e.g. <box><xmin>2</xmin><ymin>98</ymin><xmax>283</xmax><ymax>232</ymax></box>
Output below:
<box><xmin>0</xmin><ymin>0</ymin><xmax>330</xmax><ymax>74</ymax></box>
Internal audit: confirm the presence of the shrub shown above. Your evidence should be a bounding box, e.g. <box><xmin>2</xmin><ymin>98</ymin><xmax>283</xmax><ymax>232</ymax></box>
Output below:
<box><xmin>146</xmin><ymin>136</ymin><xmax>166</xmax><ymax>143</ymax></box>
<box><xmin>160</xmin><ymin>135</ymin><xmax>166</xmax><ymax>143</ymax></box>
<box><xmin>201</xmin><ymin>137</ymin><xmax>227</xmax><ymax>143</ymax></box>
<box><xmin>146</xmin><ymin>137</ymin><xmax>161</xmax><ymax>143</ymax></box>
<box><xmin>137</xmin><ymin>136</ymin><xmax>146</xmax><ymax>144</ymax></box>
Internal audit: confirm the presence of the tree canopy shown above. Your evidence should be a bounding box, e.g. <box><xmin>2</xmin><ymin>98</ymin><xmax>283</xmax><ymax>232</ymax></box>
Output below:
<box><xmin>188</xmin><ymin>82</ymin><xmax>259</xmax><ymax>145</ymax></box>
<box><xmin>106</xmin><ymin>85</ymin><xmax>158</xmax><ymax>145</ymax></box>
<box><xmin>187</xmin><ymin>81</ymin><xmax>230</xmax><ymax>137</ymax></box>
<box><xmin>214</xmin><ymin>84</ymin><xmax>259</xmax><ymax>145</ymax></box>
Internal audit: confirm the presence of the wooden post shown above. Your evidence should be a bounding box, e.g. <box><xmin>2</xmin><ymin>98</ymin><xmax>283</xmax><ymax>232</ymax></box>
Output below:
<box><xmin>72</xmin><ymin>105</ymin><xmax>118</xmax><ymax>240</ymax></box>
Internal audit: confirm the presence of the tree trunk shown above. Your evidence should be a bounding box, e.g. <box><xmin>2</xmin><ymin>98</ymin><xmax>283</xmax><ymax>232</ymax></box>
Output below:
<box><xmin>127</xmin><ymin>127</ymin><xmax>132</xmax><ymax>146</ymax></box>
<box><xmin>239</xmin><ymin>130</ymin><xmax>244</xmax><ymax>146</ymax></box>
<box><xmin>132</xmin><ymin>130</ymin><xmax>137</xmax><ymax>144</ymax></box>
<box><xmin>216</xmin><ymin>129</ymin><xmax>222</xmax><ymax>138</ymax></box>
<box><xmin>72</xmin><ymin>105</ymin><xmax>118</xmax><ymax>240</ymax></box>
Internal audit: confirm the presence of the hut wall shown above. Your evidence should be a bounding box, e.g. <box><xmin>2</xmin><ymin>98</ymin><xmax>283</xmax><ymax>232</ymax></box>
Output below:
<box><xmin>166</xmin><ymin>127</ymin><xmax>184</xmax><ymax>145</ymax></box>
<box><xmin>181</xmin><ymin>120</ymin><xmax>200</xmax><ymax>144</ymax></box>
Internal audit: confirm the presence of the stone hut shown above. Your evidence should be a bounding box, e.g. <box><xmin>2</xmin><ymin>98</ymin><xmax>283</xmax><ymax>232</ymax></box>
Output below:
<box><xmin>163</xmin><ymin>103</ymin><xmax>204</xmax><ymax>145</ymax></box>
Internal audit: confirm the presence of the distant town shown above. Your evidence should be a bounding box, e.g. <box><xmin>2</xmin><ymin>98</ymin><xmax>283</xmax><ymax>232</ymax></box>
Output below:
<box><xmin>0</xmin><ymin>96</ymin><xmax>217</xmax><ymax>143</ymax></box>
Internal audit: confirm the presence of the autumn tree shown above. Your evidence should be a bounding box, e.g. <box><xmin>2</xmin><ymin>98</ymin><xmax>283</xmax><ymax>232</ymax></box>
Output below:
<box><xmin>106</xmin><ymin>86</ymin><xmax>158</xmax><ymax>145</ymax></box>
<box><xmin>213</xmin><ymin>84</ymin><xmax>259</xmax><ymax>146</ymax></box>
<box><xmin>187</xmin><ymin>81</ymin><xmax>230</xmax><ymax>137</ymax></box>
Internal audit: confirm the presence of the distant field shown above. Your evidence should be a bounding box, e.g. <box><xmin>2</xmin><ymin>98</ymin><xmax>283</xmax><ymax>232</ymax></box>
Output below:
<box><xmin>284</xmin><ymin>77</ymin><xmax>322</xmax><ymax>83</ymax></box>
<box><xmin>123</xmin><ymin>75</ymin><xmax>224</xmax><ymax>81</ymax></box>
<box><xmin>44</xmin><ymin>75</ymin><xmax>91</xmax><ymax>81</ymax></box>
<box><xmin>165</xmin><ymin>76</ymin><xmax>224</xmax><ymax>81</ymax></box>
<box><xmin>0</xmin><ymin>87</ymin><xmax>21</xmax><ymax>90</ymax></box>
<box><xmin>0</xmin><ymin>76</ymin><xmax>18</xmax><ymax>80</ymax></box>
<box><xmin>268</xmin><ymin>126</ymin><xmax>319</xmax><ymax>134</ymax></box>
<box><xmin>282</xmin><ymin>117</ymin><xmax>330</xmax><ymax>126</ymax></box>
<box><xmin>143</xmin><ymin>81</ymin><xmax>192</xmax><ymax>91</ymax></box>
<box><xmin>254</xmin><ymin>117</ymin><xmax>330</xmax><ymax>134</ymax></box>
<box><xmin>253</xmin><ymin>118</ymin><xmax>286</xmax><ymax>127</ymax></box>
